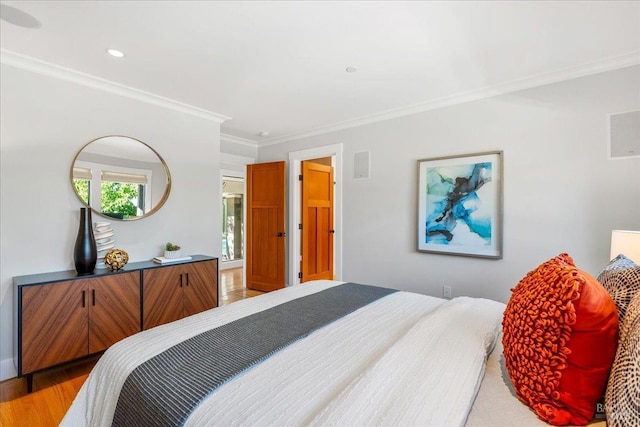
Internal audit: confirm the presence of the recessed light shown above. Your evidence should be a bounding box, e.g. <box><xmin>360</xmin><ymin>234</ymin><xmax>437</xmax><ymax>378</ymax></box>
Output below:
<box><xmin>106</xmin><ymin>48</ymin><xmax>125</xmax><ymax>58</ymax></box>
<box><xmin>258</xmin><ymin>131</ymin><xmax>270</xmax><ymax>137</ymax></box>
<box><xmin>345</xmin><ymin>66</ymin><xmax>358</xmax><ymax>73</ymax></box>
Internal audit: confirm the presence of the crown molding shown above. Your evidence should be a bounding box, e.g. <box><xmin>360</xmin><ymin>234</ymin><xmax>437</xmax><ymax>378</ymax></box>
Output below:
<box><xmin>220</xmin><ymin>152</ymin><xmax>256</xmax><ymax>166</ymax></box>
<box><xmin>220</xmin><ymin>133</ymin><xmax>258</xmax><ymax>148</ymax></box>
<box><xmin>4</xmin><ymin>47</ymin><xmax>637</xmax><ymax>146</ymax></box>
<box><xmin>259</xmin><ymin>51</ymin><xmax>640</xmax><ymax>147</ymax></box>
<box><xmin>0</xmin><ymin>49</ymin><xmax>231</xmax><ymax>124</ymax></box>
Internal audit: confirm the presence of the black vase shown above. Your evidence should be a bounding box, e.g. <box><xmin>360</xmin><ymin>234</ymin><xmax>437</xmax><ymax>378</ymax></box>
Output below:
<box><xmin>74</xmin><ymin>208</ymin><xmax>97</xmax><ymax>275</ymax></box>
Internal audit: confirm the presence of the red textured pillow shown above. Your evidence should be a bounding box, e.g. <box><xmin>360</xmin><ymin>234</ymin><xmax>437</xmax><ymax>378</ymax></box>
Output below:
<box><xmin>502</xmin><ymin>253</ymin><xmax>619</xmax><ymax>425</ymax></box>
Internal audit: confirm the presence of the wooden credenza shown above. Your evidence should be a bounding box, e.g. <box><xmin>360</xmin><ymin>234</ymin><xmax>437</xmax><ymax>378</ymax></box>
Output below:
<box><xmin>14</xmin><ymin>255</ymin><xmax>218</xmax><ymax>392</ymax></box>
<box><xmin>143</xmin><ymin>260</ymin><xmax>219</xmax><ymax>330</ymax></box>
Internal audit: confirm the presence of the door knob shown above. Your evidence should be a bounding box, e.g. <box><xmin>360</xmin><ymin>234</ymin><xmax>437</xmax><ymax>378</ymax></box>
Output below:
<box><xmin>277</xmin><ymin>232</ymin><xmax>286</xmax><ymax>237</ymax></box>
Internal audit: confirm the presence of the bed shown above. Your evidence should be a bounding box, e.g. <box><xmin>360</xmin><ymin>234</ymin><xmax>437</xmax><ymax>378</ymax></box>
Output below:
<box><xmin>61</xmin><ymin>279</ymin><xmax>608</xmax><ymax>427</ymax></box>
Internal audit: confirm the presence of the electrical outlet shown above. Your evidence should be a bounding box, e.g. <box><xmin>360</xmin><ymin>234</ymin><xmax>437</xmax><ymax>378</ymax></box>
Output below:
<box><xmin>443</xmin><ymin>286</ymin><xmax>452</xmax><ymax>299</ymax></box>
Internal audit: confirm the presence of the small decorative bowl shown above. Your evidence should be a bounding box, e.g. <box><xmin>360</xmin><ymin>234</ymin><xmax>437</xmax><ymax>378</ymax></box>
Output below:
<box><xmin>104</xmin><ymin>248</ymin><xmax>129</xmax><ymax>271</ymax></box>
<box><xmin>164</xmin><ymin>249</ymin><xmax>181</xmax><ymax>259</ymax></box>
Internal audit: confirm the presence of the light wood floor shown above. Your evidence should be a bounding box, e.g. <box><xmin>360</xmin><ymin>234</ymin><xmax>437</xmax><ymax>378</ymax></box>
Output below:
<box><xmin>219</xmin><ymin>267</ymin><xmax>264</xmax><ymax>305</ymax></box>
<box><xmin>0</xmin><ymin>267</ymin><xmax>262</xmax><ymax>426</ymax></box>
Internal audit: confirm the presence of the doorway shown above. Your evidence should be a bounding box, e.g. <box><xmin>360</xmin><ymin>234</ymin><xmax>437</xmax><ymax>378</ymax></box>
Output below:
<box><xmin>221</xmin><ymin>175</ymin><xmax>244</xmax><ymax>269</ymax></box>
<box><xmin>288</xmin><ymin>143</ymin><xmax>343</xmax><ymax>286</ymax></box>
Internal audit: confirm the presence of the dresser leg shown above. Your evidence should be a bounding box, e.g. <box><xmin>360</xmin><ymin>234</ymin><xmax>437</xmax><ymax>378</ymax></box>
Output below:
<box><xmin>26</xmin><ymin>373</ymin><xmax>33</xmax><ymax>393</ymax></box>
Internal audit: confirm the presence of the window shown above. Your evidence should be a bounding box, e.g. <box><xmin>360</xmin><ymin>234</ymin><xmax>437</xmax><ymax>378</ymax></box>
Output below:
<box><xmin>222</xmin><ymin>176</ymin><xmax>244</xmax><ymax>261</ymax></box>
<box><xmin>101</xmin><ymin>171</ymin><xmax>148</xmax><ymax>218</ymax></box>
<box><xmin>72</xmin><ymin>167</ymin><xmax>92</xmax><ymax>205</ymax></box>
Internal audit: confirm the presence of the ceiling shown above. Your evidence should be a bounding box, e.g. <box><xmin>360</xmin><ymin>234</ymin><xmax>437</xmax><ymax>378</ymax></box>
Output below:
<box><xmin>1</xmin><ymin>1</ymin><xmax>639</xmax><ymax>145</ymax></box>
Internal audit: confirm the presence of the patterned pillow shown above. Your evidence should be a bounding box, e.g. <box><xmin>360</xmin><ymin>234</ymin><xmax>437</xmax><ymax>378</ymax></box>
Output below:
<box><xmin>605</xmin><ymin>291</ymin><xmax>640</xmax><ymax>426</ymax></box>
<box><xmin>597</xmin><ymin>254</ymin><xmax>640</xmax><ymax>323</ymax></box>
<box><xmin>601</xmin><ymin>254</ymin><xmax>637</xmax><ymax>271</ymax></box>
<box><xmin>502</xmin><ymin>254</ymin><xmax>619</xmax><ymax>426</ymax></box>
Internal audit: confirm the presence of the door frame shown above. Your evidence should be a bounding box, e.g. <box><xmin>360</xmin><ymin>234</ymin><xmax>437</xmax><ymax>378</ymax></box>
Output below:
<box><xmin>288</xmin><ymin>143</ymin><xmax>343</xmax><ymax>286</ymax></box>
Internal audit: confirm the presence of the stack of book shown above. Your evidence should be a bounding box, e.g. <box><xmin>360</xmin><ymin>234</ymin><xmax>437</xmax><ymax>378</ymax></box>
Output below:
<box><xmin>152</xmin><ymin>255</ymin><xmax>193</xmax><ymax>264</ymax></box>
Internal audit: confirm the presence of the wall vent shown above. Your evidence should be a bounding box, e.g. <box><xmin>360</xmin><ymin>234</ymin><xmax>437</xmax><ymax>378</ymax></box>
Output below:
<box><xmin>609</xmin><ymin>110</ymin><xmax>640</xmax><ymax>159</ymax></box>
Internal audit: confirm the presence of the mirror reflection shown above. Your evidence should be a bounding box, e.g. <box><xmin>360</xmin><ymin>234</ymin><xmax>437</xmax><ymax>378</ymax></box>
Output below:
<box><xmin>71</xmin><ymin>136</ymin><xmax>171</xmax><ymax>220</ymax></box>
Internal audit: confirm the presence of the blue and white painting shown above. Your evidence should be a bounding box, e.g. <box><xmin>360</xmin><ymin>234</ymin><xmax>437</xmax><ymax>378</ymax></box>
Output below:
<box><xmin>418</xmin><ymin>152</ymin><xmax>502</xmax><ymax>258</ymax></box>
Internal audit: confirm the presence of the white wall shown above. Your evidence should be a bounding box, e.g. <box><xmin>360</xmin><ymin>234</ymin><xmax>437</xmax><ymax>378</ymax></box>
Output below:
<box><xmin>220</xmin><ymin>135</ymin><xmax>258</xmax><ymax>159</ymax></box>
<box><xmin>259</xmin><ymin>66</ymin><xmax>640</xmax><ymax>303</ymax></box>
<box><xmin>0</xmin><ymin>63</ymin><xmax>223</xmax><ymax>379</ymax></box>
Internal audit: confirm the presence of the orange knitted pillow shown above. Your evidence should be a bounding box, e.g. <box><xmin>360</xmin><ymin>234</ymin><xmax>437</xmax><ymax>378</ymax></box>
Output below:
<box><xmin>502</xmin><ymin>253</ymin><xmax>618</xmax><ymax>426</ymax></box>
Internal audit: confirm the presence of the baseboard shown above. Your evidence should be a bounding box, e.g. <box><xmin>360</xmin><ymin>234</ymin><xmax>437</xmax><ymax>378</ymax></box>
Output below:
<box><xmin>220</xmin><ymin>260</ymin><xmax>243</xmax><ymax>270</ymax></box>
<box><xmin>0</xmin><ymin>357</ymin><xmax>17</xmax><ymax>381</ymax></box>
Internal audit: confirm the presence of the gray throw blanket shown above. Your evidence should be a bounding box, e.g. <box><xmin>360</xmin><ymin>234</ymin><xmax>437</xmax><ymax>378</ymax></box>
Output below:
<box><xmin>112</xmin><ymin>283</ymin><xmax>397</xmax><ymax>427</ymax></box>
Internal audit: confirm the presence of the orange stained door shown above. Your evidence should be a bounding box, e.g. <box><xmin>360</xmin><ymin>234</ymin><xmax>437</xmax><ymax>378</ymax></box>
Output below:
<box><xmin>301</xmin><ymin>161</ymin><xmax>334</xmax><ymax>282</ymax></box>
<box><xmin>246</xmin><ymin>161</ymin><xmax>286</xmax><ymax>291</ymax></box>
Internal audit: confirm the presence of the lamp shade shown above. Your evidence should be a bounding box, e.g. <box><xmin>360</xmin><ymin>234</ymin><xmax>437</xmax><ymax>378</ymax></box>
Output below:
<box><xmin>610</xmin><ymin>230</ymin><xmax>640</xmax><ymax>264</ymax></box>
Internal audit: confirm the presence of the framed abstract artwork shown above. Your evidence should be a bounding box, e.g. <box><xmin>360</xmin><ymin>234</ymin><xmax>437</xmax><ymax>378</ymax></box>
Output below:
<box><xmin>417</xmin><ymin>151</ymin><xmax>503</xmax><ymax>259</ymax></box>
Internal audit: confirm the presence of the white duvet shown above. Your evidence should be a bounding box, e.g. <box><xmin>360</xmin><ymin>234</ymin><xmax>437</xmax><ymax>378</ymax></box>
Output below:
<box><xmin>62</xmin><ymin>280</ymin><xmax>504</xmax><ymax>427</ymax></box>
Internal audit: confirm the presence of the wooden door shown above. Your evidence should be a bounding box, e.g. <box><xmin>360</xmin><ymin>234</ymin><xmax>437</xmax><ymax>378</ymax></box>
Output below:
<box><xmin>88</xmin><ymin>273</ymin><xmax>141</xmax><ymax>353</ymax></box>
<box><xmin>21</xmin><ymin>281</ymin><xmax>88</xmax><ymax>373</ymax></box>
<box><xmin>183</xmin><ymin>260</ymin><xmax>218</xmax><ymax>317</ymax></box>
<box><xmin>301</xmin><ymin>161</ymin><xmax>334</xmax><ymax>282</ymax></box>
<box><xmin>143</xmin><ymin>265</ymin><xmax>184</xmax><ymax>329</ymax></box>
<box><xmin>246</xmin><ymin>161</ymin><xmax>286</xmax><ymax>291</ymax></box>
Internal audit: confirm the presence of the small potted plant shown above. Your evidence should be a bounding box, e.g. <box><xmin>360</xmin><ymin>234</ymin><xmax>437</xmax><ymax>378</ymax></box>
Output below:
<box><xmin>165</xmin><ymin>242</ymin><xmax>182</xmax><ymax>259</ymax></box>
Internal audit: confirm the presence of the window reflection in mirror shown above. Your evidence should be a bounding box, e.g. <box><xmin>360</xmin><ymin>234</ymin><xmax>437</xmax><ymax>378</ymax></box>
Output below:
<box><xmin>71</xmin><ymin>136</ymin><xmax>171</xmax><ymax>220</ymax></box>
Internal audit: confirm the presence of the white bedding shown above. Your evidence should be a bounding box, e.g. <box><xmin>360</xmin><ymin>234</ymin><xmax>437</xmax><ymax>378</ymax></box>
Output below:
<box><xmin>62</xmin><ymin>280</ymin><xmax>505</xmax><ymax>426</ymax></box>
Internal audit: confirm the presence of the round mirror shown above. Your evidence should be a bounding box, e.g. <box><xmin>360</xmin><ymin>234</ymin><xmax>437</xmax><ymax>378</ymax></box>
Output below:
<box><xmin>71</xmin><ymin>135</ymin><xmax>171</xmax><ymax>220</ymax></box>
